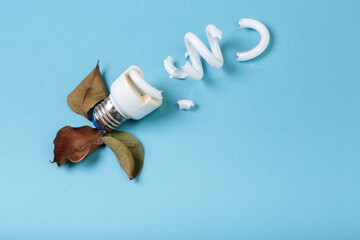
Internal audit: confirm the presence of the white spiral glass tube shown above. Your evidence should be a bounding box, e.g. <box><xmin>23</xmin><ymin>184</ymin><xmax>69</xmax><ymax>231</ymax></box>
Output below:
<box><xmin>164</xmin><ymin>24</ymin><xmax>224</xmax><ymax>80</ymax></box>
<box><xmin>164</xmin><ymin>19</ymin><xmax>270</xmax><ymax>80</ymax></box>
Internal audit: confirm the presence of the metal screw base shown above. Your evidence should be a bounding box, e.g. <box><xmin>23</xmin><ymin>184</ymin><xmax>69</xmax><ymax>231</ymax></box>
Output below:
<box><xmin>93</xmin><ymin>97</ymin><xmax>127</xmax><ymax>131</ymax></box>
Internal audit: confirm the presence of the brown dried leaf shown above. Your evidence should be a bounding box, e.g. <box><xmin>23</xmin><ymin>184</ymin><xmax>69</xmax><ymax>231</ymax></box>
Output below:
<box><xmin>52</xmin><ymin>126</ymin><xmax>103</xmax><ymax>167</ymax></box>
<box><xmin>67</xmin><ymin>61</ymin><xmax>109</xmax><ymax>120</ymax></box>
<box><xmin>102</xmin><ymin>132</ymin><xmax>144</xmax><ymax>180</ymax></box>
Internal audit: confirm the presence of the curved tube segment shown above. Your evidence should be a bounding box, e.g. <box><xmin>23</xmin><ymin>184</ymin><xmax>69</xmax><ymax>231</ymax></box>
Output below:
<box><xmin>129</xmin><ymin>68</ymin><xmax>163</xmax><ymax>100</ymax></box>
<box><xmin>236</xmin><ymin>18</ymin><xmax>270</xmax><ymax>61</ymax></box>
<box><xmin>164</xmin><ymin>24</ymin><xmax>224</xmax><ymax>80</ymax></box>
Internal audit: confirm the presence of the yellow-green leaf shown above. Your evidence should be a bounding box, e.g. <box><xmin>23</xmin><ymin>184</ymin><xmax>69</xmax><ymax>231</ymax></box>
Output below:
<box><xmin>67</xmin><ymin>61</ymin><xmax>109</xmax><ymax>120</ymax></box>
<box><xmin>104</xmin><ymin>131</ymin><xmax>144</xmax><ymax>174</ymax></box>
<box><xmin>102</xmin><ymin>135</ymin><xmax>140</xmax><ymax>180</ymax></box>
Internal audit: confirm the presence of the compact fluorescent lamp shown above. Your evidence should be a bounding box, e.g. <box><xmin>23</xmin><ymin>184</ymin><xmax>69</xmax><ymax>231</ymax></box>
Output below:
<box><xmin>92</xmin><ymin>66</ymin><xmax>162</xmax><ymax>131</ymax></box>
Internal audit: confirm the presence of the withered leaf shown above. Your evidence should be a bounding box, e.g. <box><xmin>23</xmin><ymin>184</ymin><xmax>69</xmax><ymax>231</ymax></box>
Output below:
<box><xmin>104</xmin><ymin>131</ymin><xmax>144</xmax><ymax>179</ymax></box>
<box><xmin>67</xmin><ymin>61</ymin><xmax>109</xmax><ymax>120</ymax></box>
<box><xmin>102</xmin><ymin>132</ymin><xmax>144</xmax><ymax>180</ymax></box>
<box><xmin>52</xmin><ymin>126</ymin><xmax>103</xmax><ymax>167</ymax></box>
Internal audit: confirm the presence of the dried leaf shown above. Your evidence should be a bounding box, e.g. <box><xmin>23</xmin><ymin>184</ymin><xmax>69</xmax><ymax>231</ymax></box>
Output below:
<box><xmin>67</xmin><ymin>61</ymin><xmax>109</xmax><ymax>120</ymax></box>
<box><xmin>102</xmin><ymin>132</ymin><xmax>144</xmax><ymax>180</ymax></box>
<box><xmin>52</xmin><ymin>126</ymin><xmax>103</xmax><ymax>167</ymax></box>
<box><xmin>105</xmin><ymin>131</ymin><xmax>144</xmax><ymax>167</ymax></box>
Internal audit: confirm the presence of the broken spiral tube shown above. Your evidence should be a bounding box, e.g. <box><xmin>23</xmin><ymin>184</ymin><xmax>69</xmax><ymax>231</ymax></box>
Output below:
<box><xmin>164</xmin><ymin>18</ymin><xmax>270</xmax><ymax>80</ymax></box>
<box><xmin>164</xmin><ymin>24</ymin><xmax>224</xmax><ymax>80</ymax></box>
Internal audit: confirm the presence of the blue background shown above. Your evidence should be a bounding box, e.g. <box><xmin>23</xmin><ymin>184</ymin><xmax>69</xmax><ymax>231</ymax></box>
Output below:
<box><xmin>0</xmin><ymin>0</ymin><xmax>359</xmax><ymax>239</ymax></box>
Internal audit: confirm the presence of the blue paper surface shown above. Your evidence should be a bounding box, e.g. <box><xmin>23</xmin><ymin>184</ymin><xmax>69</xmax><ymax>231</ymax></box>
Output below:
<box><xmin>0</xmin><ymin>0</ymin><xmax>359</xmax><ymax>239</ymax></box>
